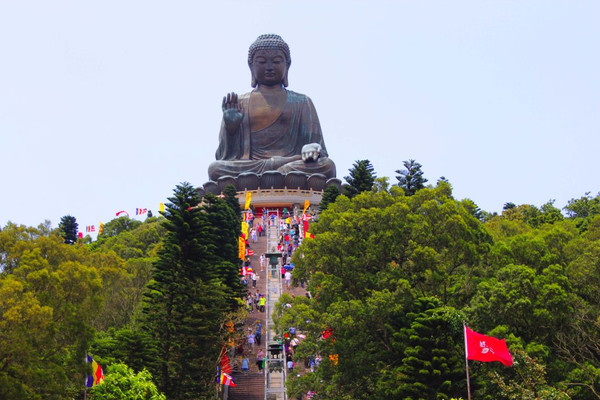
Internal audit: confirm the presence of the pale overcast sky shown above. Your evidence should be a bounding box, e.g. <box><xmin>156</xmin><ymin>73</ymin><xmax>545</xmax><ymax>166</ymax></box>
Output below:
<box><xmin>1</xmin><ymin>1</ymin><xmax>599</xmax><ymax>235</ymax></box>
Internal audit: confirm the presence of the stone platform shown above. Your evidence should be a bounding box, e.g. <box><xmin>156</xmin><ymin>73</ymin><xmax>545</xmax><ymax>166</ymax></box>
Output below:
<box><xmin>199</xmin><ymin>172</ymin><xmax>342</xmax><ymax>198</ymax></box>
<box><xmin>234</xmin><ymin>188</ymin><xmax>324</xmax><ymax>210</ymax></box>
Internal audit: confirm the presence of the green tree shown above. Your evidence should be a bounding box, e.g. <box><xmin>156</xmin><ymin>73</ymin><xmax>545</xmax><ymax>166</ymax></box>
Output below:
<box><xmin>142</xmin><ymin>182</ymin><xmax>230</xmax><ymax>399</ymax></box>
<box><xmin>384</xmin><ymin>298</ymin><xmax>465</xmax><ymax>399</ymax></box>
<box><xmin>343</xmin><ymin>159</ymin><xmax>376</xmax><ymax>198</ymax></box>
<box><xmin>222</xmin><ymin>184</ymin><xmax>242</xmax><ymax>221</ymax></box>
<box><xmin>59</xmin><ymin>214</ymin><xmax>78</xmax><ymax>244</ymax></box>
<box><xmin>319</xmin><ymin>184</ymin><xmax>341</xmax><ymax>211</ymax></box>
<box><xmin>89</xmin><ymin>363</ymin><xmax>166</xmax><ymax>400</ymax></box>
<box><xmin>0</xmin><ymin>224</ymin><xmax>102</xmax><ymax>399</ymax></box>
<box><xmin>282</xmin><ymin>185</ymin><xmax>491</xmax><ymax>399</ymax></box>
<box><xmin>564</xmin><ymin>192</ymin><xmax>600</xmax><ymax>219</ymax></box>
<box><xmin>97</xmin><ymin>216</ymin><xmax>143</xmax><ymax>239</ymax></box>
<box><xmin>395</xmin><ymin>159</ymin><xmax>428</xmax><ymax>196</ymax></box>
<box><xmin>202</xmin><ymin>193</ymin><xmax>242</xmax><ymax>294</ymax></box>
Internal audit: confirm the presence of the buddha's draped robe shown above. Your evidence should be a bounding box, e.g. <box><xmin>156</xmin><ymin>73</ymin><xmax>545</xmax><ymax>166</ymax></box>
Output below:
<box><xmin>208</xmin><ymin>90</ymin><xmax>336</xmax><ymax>181</ymax></box>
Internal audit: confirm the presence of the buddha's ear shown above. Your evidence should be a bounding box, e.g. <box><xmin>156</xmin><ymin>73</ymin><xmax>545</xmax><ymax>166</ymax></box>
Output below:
<box><xmin>251</xmin><ymin>74</ymin><xmax>257</xmax><ymax>88</ymax></box>
<box><xmin>283</xmin><ymin>70</ymin><xmax>289</xmax><ymax>87</ymax></box>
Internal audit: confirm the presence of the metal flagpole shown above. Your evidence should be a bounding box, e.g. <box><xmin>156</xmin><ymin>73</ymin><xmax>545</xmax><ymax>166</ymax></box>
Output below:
<box><xmin>84</xmin><ymin>354</ymin><xmax>87</xmax><ymax>400</ymax></box>
<box><xmin>463</xmin><ymin>323</ymin><xmax>471</xmax><ymax>400</ymax></box>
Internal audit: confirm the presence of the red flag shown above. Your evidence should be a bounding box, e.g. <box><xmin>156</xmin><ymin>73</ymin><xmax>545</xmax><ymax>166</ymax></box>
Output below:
<box><xmin>220</xmin><ymin>354</ymin><xmax>232</xmax><ymax>374</ymax></box>
<box><xmin>464</xmin><ymin>326</ymin><xmax>513</xmax><ymax>367</ymax></box>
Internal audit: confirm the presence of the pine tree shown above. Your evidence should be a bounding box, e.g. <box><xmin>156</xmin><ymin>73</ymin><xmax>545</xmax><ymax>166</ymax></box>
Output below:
<box><xmin>142</xmin><ymin>182</ymin><xmax>230</xmax><ymax>399</ymax></box>
<box><xmin>386</xmin><ymin>298</ymin><xmax>465</xmax><ymax>399</ymax></box>
<box><xmin>202</xmin><ymin>193</ymin><xmax>242</xmax><ymax>296</ymax></box>
<box><xmin>320</xmin><ymin>184</ymin><xmax>341</xmax><ymax>211</ymax></box>
<box><xmin>58</xmin><ymin>215</ymin><xmax>78</xmax><ymax>244</ymax></box>
<box><xmin>222</xmin><ymin>184</ymin><xmax>242</xmax><ymax>222</ymax></box>
<box><xmin>395</xmin><ymin>159</ymin><xmax>428</xmax><ymax>196</ymax></box>
<box><xmin>343</xmin><ymin>160</ymin><xmax>376</xmax><ymax>198</ymax></box>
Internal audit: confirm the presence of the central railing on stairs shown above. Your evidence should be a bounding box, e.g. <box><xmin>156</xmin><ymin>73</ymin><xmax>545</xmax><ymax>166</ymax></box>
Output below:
<box><xmin>264</xmin><ymin>216</ymin><xmax>286</xmax><ymax>400</ymax></box>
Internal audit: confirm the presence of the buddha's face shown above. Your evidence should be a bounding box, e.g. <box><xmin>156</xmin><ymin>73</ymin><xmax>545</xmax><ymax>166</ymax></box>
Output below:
<box><xmin>251</xmin><ymin>49</ymin><xmax>288</xmax><ymax>87</ymax></box>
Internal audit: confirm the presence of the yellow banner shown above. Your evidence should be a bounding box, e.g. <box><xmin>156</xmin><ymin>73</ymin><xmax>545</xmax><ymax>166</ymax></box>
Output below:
<box><xmin>303</xmin><ymin>199</ymin><xmax>310</xmax><ymax>215</ymax></box>
<box><xmin>238</xmin><ymin>237</ymin><xmax>245</xmax><ymax>260</ymax></box>
<box><xmin>241</xmin><ymin>222</ymin><xmax>248</xmax><ymax>240</ymax></box>
<box><xmin>244</xmin><ymin>192</ymin><xmax>252</xmax><ymax>210</ymax></box>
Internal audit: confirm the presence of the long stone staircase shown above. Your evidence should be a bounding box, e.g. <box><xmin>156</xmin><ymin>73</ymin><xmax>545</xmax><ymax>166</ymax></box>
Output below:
<box><xmin>227</xmin><ymin>216</ymin><xmax>290</xmax><ymax>400</ymax></box>
<box><xmin>227</xmin><ymin>220</ymin><xmax>272</xmax><ymax>400</ymax></box>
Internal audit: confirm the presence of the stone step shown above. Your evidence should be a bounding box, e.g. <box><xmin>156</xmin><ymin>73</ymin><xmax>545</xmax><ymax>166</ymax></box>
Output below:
<box><xmin>227</xmin><ymin>372</ymin><xmax>265</xmax><ymax>400</ymax></box>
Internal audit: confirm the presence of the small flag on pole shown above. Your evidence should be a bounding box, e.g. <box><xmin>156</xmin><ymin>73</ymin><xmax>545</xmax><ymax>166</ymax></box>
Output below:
<box><xmin>86</xmin><ymin>225</ymin><xmax>96</xmax><ymax>233</ymax></box>
<box><xmin>159</xmin><ymin>203</ymin><xmax>165</xmax><ymax>213</ymax></box>
<box><xmin>98</xmin><ymin>223</ymin><xmax>104</xmax><ymax>235</ymax></box>
<box><xmin>86</xmin><ymin>354</ymin><xmax>105</xmax><ymax>387</ymax></box>
<box><xmin>136</xmin><ymin>208</ymin><xmax>148</xmax><ymax>215</ymax></box>
<box><xmin>220</xmin><ymin>372</ymin><xmax>237</xmax><ymax>387</ymax></box>
<box><xmin>464</xmin><ymin>326</ymin><xmax>513</xmax><ymax>367</ymax></box>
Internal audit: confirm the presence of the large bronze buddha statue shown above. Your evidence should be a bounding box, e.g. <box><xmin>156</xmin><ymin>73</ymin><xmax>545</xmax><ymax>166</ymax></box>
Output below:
<box><xmin>204</xmin><ymin>34</ymin><xmax>337</xmax><ymax>193</ymax></box>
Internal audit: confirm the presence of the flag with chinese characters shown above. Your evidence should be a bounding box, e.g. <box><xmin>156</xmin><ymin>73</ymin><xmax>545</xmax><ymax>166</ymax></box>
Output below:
<box><xmin>464</xmin><ymin>326</ymin><xmax>513</xmax><ymax>367</ymax></box>
<box><xmin>303</xmin><ymin>199</ymin><xmax>310</xmax><ymax>215</ymax></box>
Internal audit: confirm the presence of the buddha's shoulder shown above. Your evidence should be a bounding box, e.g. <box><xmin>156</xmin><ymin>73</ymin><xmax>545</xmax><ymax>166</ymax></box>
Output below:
<box><xmin>285</xmin><ymin>90</ymin><xmax>312</xmax><ymax>103</ymax></box>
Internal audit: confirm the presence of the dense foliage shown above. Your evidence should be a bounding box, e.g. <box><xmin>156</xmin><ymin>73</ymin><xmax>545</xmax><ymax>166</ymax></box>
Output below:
<box><xmin>275</xmin><ymin>186</ymin><xmax>600</xmax><ymax>399</ymax></box>
<box><xmin>2</xmin><ymin>182</ymin><xmax>600</xmax><ymax>399</ymax></box>
<box><xmin>0</xmin><ymin>182</ymin><xmax>242</xmax><ymax>400</ymax></box>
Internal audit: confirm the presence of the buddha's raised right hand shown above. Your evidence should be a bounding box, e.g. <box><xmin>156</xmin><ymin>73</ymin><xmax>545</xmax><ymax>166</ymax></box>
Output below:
<box><xmin>222</xmin><ymin>92</ymin><xmax>243</xmax><ymax>134</ymax></box>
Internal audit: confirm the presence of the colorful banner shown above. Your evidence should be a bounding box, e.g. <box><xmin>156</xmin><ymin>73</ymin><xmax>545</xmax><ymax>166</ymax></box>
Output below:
<box><xmin>241</xmin><ymin>221</ymin><xmax>248</xmax><ymax>240</ymax></box>
<box><xmin>244</xmin><ymin>192</ymin><xmax>252</xmax><ymax>210</ymax></box>
<box><xmin>86</xmin><ymin>355</ymin><xmax>104</xmax><ymax>387</ymax></box>
<box><xmin>238</xmin><ymin>237</ymin><xmax>246</xmax><ymax>260</ymax></box>
<box><xmin>303</xmin><ymin>199</ymin><xmax>310</xmax><ymax>215</ymax></box>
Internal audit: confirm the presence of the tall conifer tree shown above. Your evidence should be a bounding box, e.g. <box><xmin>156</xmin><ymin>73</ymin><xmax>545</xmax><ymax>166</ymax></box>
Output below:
<box><xmin>320</xmin><ymin>184</ymin><xmax>341</xmax><ymax>211</ymax></box>
<box><xmin>395</xmin><ymin>159</ymin><xmax>428</xmax><ymax>196</ymax></box>
<box><xmin>142</xmin><ymin>182</ymin><xmax>229</xmax><ymax>399</ymax></box>
<box><xmin>59</xmin><ymin>215</ymin><xmax>78</xmax><ymax>244</ymax></box>
<box><xmin>343</xmin><ymin>159</ymin><xmax>376</xmax><ymax>198</ymax></box>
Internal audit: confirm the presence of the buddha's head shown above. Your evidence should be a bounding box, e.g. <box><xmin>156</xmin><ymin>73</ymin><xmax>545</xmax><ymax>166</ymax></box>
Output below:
<box><xmin>248</xmin><ymin>34</ymin><xmax>291</xmax><ymax>88</ymax></box>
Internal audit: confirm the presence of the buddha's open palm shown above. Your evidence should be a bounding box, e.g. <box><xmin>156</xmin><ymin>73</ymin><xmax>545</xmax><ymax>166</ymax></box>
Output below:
<box><xmin>222</xmin><ymin>92</ymin><xmax>243</xmax><ymax>133</ymax></box>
